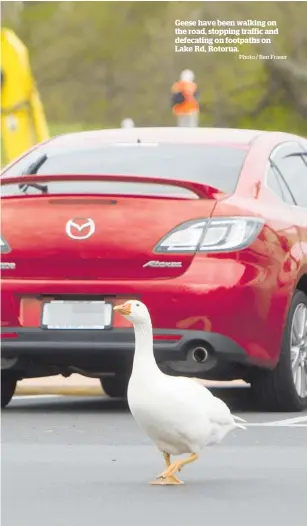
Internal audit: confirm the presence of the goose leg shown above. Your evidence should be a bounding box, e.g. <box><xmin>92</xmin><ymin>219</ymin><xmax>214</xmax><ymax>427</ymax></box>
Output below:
<box><xmin>150</xmin><ymin>452</ymin><xmax>184</xmax><ymax>485</ymax></box>
<box><xmin>157</xmin><ymin>453</ymin><xmax>199</xmax><ymax>481</ymax></box>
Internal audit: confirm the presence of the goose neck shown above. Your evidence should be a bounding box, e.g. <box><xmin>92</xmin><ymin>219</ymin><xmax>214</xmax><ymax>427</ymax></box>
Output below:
<box><xmin>132</xmin><ymin>321</ymin><xmax>161</xmax><ymax>374</ymax></box>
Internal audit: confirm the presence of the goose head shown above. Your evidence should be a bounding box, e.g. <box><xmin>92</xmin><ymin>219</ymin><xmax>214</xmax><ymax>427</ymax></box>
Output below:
<box><xmin>114</xmin><ymin>300</ymin><xmax>151</xmax><ymax>325</ymax></box>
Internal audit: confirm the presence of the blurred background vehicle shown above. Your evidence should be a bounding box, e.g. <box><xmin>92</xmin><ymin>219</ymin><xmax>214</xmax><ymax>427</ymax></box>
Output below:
<box><xmin>1</xmin><ymin>27</ymin><xmax>49</xmax><ymax>164</ymax></box>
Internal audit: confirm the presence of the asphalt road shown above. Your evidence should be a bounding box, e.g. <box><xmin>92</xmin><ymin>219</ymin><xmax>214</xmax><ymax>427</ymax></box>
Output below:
<box><xmin>2</xmin><ymin>388</ymin><xmax>307</xmax><ymax>526</ymax></box>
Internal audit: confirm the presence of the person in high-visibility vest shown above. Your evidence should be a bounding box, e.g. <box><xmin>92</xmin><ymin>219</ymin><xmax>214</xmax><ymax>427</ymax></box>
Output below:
<box><xmin>171</xmin><ymin>69</ymin><xmax>199</xmax><ymax>127</ymax></box>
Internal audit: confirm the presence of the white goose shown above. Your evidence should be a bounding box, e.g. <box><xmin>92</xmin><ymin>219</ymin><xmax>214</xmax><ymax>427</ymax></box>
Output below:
<box><xmin>114</xmin><ymin>300</ymin><xmax>246</xmax><ymax>485</ymax></box>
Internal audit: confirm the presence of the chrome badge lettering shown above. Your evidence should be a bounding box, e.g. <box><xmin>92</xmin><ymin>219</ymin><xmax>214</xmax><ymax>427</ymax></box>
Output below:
<box><xmin>1</xmin><ymin>262</ymin><xmax>16</xmax><ymax>270</ymax></box>
<box><xmin>143</xmin><ymin>260</ymin><xmax>182</xmax><ymax>268</ymax></box>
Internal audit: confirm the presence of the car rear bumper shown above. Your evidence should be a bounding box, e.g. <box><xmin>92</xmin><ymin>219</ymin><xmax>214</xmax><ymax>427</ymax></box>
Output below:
<box><xmin>1</xmin><ymin>252</ymin><xmax>289</xmax><ymax>369</ymax></box>
<box><xmin>1</xmin><ymin>327</ymin><xmax>253</xmax><ymax>378</ymax></box>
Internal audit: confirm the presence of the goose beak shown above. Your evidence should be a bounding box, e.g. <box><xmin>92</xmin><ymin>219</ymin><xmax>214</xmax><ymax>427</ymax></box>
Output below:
<box><xmin>113</xmin><ymin>302</ymin><xmax>132</xmax><ymax>315</ymax></box>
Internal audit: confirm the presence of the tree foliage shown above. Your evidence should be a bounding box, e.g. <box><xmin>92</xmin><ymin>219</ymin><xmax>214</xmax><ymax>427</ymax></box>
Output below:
<box><xmin>2</xmin><ymin>1</ymin><xmax>307</xmax><ymax>134</ymax></box>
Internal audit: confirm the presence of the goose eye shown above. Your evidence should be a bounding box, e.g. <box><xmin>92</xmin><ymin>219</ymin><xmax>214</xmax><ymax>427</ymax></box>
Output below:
<box><xmin>136</xmin><ymin>303</ymin><xmax>140</xmax><ymax>307</ymax></box>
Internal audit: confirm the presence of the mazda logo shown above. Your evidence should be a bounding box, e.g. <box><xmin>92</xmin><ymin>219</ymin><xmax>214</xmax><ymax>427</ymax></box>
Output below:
<box><xmin>65</xmin><ymin>218</ymin><xmax>95</xmax><ymax>240</ymax></box>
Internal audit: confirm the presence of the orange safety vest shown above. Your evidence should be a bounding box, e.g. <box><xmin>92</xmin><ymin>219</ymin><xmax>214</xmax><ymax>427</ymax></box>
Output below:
<box><xmin>171</xmin><ymin>80</ymin><xmax>199</xmax><ymax>115</ymax></box>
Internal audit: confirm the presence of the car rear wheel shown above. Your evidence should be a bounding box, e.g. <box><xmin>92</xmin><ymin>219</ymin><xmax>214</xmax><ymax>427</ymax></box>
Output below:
<box><xmin>100</xmin><ymin>375</ymin><xmax>129</xmax><ymax>398</ymax></box>
<box><xmin>1</xmin><ymin>373</ymin><xmax>17</xmax><ymax>408</ymax></box>
<box><xmin>251</xmin><ymin>290</ymin><xmax>307</xmax><ymax>412</ymax></box>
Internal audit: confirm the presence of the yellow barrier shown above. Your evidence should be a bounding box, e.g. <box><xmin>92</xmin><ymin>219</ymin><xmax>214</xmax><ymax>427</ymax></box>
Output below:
<box><xmin>1</xmin><ymin>28</ymin><xmax>49</xmax><ymax>164</ymax></box>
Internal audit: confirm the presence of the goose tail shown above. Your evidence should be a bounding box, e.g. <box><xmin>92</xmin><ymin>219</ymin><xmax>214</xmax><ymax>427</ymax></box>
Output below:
<box><xmin>235</xmin><ymin>423</ymin><xmax>247</xmax><ymax>430</ymax></box>
<box><xmin>233</xmin><ymin>415</ymin><xmax>247</xmax><ymax>423</ymax></box>
<box><xmin>232</xmin><ymin>415</ymin><xmax>247</xmax><ymax>430</ymax></box>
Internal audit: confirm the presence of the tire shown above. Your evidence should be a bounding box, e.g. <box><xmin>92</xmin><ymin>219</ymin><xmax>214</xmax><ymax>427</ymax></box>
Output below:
<box><xmin>251</xmin><ymin>290</ymin><xmax>307</xmax><ymax>412</ymax></box>
<box><xmin>100</xmin><ymin>375</ymin><xmax>129</xmax><ymax>399</ymax></box>
<box><xmin>1</xmin><ymin>373</ymin><xmax>17</xmax><ymax>408</ymax></box>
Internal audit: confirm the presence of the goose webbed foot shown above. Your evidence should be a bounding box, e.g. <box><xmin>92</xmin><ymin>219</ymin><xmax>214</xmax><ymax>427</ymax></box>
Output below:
<box><xmin>150</xmin><ymin>451</ymin><xmax>184</xmax><ymax>485</ymax></box>
<box><xmin>150</xmin><ymin>475</ymin><xmax>184</xmax><ymax>485</ymax></box>
<box><xmin>156</xmin><ymin>452</ymin><xmax>199</xmax><ymax>483</ymax></box>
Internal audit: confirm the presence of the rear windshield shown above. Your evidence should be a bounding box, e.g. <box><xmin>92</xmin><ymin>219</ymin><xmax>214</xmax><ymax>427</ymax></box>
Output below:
<box><xmin>1</xmin><ymin>142</ymin><xmax>248</xmax><ymax>195</ymax></box>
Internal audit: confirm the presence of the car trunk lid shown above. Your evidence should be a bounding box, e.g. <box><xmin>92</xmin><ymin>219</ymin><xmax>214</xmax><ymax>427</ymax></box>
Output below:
<box><xmin>1</xmin><ymin>174</ymin><xmax>224</xmax><ymax>280</ymax></box>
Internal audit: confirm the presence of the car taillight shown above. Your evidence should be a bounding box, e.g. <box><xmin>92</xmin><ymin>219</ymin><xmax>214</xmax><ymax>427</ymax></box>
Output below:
<box><xmin>155</xmin><ymin>217</ymin><xmax>264</xmax><ymax>253</ymax></box>
<box><xmin>0</xmin><ymin>235</ymin><xmax>11</xmax><ymax>253</ymax></box>
<box><xmin>0</xmin><ymin>332</ymin><xmax>18</xmax><ymax>339</ymax></box>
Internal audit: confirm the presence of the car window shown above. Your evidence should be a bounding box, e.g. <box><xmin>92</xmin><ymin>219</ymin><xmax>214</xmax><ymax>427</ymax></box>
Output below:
<box><xmin>270</xmin><ymin>142</ymin><xmax>307</xmax><ymax>208</ymax></box>
<box><xmin>278</xmin><ymin>155</ymin><xmax>307</xmax><ymax>208</ymax></box>
<box><xmin>267</xmin><ymin>164</ymin><xmax>296</xmax><ymax>205</ymax></box>
<box><xmin>275</xmin><ymin>155</ymin><xmax>307</xmax><ymax>209</ymax></box>
<box><xmin>1</xmin><ymin>180</ymin><xmax>200</xmax><ymax>199</ymax></box>
<box><xmin>1</xmin><ymin>140</ymin><xmax>248</xmax><ymax>195</ymax></box>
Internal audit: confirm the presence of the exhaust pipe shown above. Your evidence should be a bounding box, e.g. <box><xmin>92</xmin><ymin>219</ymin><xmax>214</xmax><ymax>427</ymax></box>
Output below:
<box><xmin>191</xmin><ymin>346</ymin><xmax>209</xmax><ymax>363</ymax></box>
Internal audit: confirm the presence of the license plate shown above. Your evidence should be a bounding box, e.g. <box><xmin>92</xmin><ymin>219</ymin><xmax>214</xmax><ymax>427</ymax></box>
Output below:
<box><xmin>42</xmin><ymin>301</ymin><xmax>112</xmax><ymax>329</ymax></box>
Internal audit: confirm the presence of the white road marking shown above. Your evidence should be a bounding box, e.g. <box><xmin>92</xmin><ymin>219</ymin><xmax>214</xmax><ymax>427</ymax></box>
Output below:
<box><xmin>244</xmin><ymin>416</ymin><xmax>307</xmax><ymax>427</ymax></box>
<box><xmin>11</xmin><ymin>397</ymin><xmax>307</xmax><ymax>427</ymax></box>
<box><xmin>244</xmin><ymin>423</ymin><xmax>307</xmax><ymax>427</ymax></box>
<box><xmin>262</xmin><ymin>415</ymin><xmax>307</xmax><ymax>426</ymax></box>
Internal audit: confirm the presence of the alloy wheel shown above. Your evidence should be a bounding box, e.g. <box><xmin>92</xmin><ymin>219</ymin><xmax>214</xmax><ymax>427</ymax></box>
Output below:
<box><xmin>290</xmin><ymin>303</ymin><xmax>307</xmax><ymax>398</ymax></box>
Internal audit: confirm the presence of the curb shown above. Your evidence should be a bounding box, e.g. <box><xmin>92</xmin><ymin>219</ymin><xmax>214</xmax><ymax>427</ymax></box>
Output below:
<box><xmin>15</xmin><ymin>385</ymin><xmax>104</xmax><ymax>396</ymax></box>
<box><xmin>15</xmin><ymin>379</ymin><xmax>248</xmax><ymax>396</ymax></box>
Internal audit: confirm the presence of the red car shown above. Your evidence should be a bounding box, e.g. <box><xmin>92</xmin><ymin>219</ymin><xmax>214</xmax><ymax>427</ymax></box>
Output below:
<box><xmin>1</xmin><ymin>127</ymin><xmax>307</xmax><ymax>411</ymax></box>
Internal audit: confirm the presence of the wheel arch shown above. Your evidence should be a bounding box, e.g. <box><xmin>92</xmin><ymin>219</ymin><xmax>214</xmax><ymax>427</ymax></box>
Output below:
<box><xmin>296</xmin><ymin>273</ymin><xmax>307</xmax><ymax>296</ymax></box>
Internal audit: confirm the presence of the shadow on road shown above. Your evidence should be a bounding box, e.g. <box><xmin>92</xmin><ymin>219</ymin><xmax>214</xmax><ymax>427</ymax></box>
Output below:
<box><xmin>8</xmin><ymin>386</ymin><xmax>259</xmax><ymax>414</ymax></box>
<box><xmin>9</xmin><ymin>396</ymin><xmax>129</xmax><ymax>413</ymax></box>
